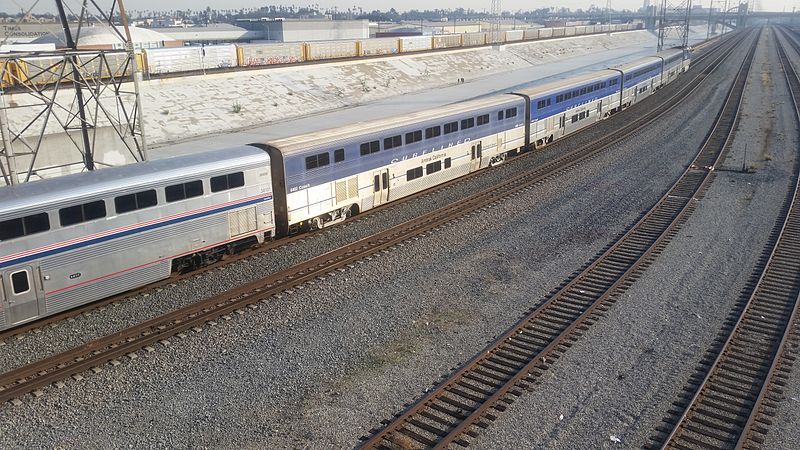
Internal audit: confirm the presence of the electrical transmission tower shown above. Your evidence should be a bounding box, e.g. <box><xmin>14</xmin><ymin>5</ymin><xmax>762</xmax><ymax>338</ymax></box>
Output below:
<box><xmin>490</xmin><ymin>0</ymin><xmax>502</xmax><ymax>43</ymax></box>
<box><xmin>0</xmin><ymin>0</ymin><xmax>146</xmax><ymax>186</ymax></box>
<box><xmin>657</xmin><ymin>0</ymin><xmax>693</xmax><ymax>52</ymax></box>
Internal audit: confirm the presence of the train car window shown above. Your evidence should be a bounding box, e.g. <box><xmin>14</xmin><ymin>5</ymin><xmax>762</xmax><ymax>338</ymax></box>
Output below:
<box><xmin>210</xmin><ymin>172</ymin><xmax>245</xmax><ymax>193</ymax></box>
<box><xmin>565</xmin><ymin>92</ymin><xmax>572</xmax><ymax>100</ymax></box>
<box><xmin>537</xmin><ymin>100</ymin><xmax>546</xmax><ymax>108</ymax></box>
<box><xmin>571</xmin><ymin>114</ymin><xmax>579</xmax><ymax>123</ymax></box>
<box><xmin>384</xmin><ymin>135</ymin><xmax>402</xmax><ymax>150</ymax></box>
<box><xmin>580</xmin><ymin>88</ymin><xmax>587</xmax><ymax>95</ymax></box>
<box><xmin>360</xmin><ymin>140</ymin><xmax>380</xmax><ymax>156</ymax></box>
<box><xmin>497</xmin><ymin>110</ymin><xmax>504</xmax><ymax>120</ymax></box>
<box><xmin>547</xmin><ymin>99</ymin><xmax>552</xmax><ymax>106</ymax></box>
<box><xmin>444</xmin><ymin>158</ymin><xmax>452</xmax><ymax>169</ymax></box>
<box><xmin>114</xmin><ymin>190</ymin><xmax>156</xmax><ymax>214</ymax></box>
<box><xmin>443</xmin><ymin>121</ymin><xmax>458</xmax><ymax>134</ymax></box>
<box><xmin>406</xmin><ymin>167</ymin><xmax>423</xmax><ymax>181</ymax></box>
<box><xmin>405</xmin><ymin>130</ymin><xmax>423</xmax><ymax>144</ymax></box>
<box><xmin>426</xmin><ymin>161</ymin><xmax>442</xmax><ymax>175</ymax></box>
<box><xmin>373</xmin><ymin>175</ymin><xmax>380</xmax><ymax>192</ymax></box>
<box><xmin>587</xmin><ymin>86</ymin><xmax>593</xmax><ymax>93</ymax></box>
<box><xmin>305</xmin><ymin>152</ymin><xmax>330</xmax><ymax>170</ymax></box>
<box><xmin>0</xmin><ymin>213</ymin><xmax>50</xmax><ymax>241</ymax></box>
<box><xmin>382</xmin><ymin>172</ymin><xmax>389</xmax><ymax>189</ymax></box>
<box><xmin>425</xmin><ymin>126</ymin><xmax>441</xmax><ymax>139</ymax></box>
<box><xmin>11</xmin><ymin>270</ymin><xmax>30</xmax><ymax>295</ymax></box>
<box><xmin>505</xmin><ymin>108</ymin><xmax>517</xmax><ymax>118</ymax></box>
<box><xmin>579</xmin><ymin>112</ymin><xmax>586</xmax><ymax>119</ymax></box>
<box><xmin>477</xmin><ymin>114</ymin><xmax>490</xmax><ymax>125</ymax></box>
<box><xmin>166</xmin><ymin>180</ymin><xmax>204</xmax><ymax>202</ymax></box>
<box><xmin>461</xmin><ymin>118</ymin><xmax>474</xmax><ymax>129</ymax></box>
<box><xmin>609</xmin><ymin>79</ymin><xmax>616</xmax><ymax>86</ymax></box>
<box><xmin>556</xmin><ymin>95</ymin><xmax>563</xmax><ymax>103</ymax></box>
<box><xmin>334</xmin><ymin>148</ymin><xmax>345</xmax><ymax>163</ymax></box>
<box><xmin>60</xmin><ymin>200</ymin><xmax>107</xmax><ymax>226</ymax></box>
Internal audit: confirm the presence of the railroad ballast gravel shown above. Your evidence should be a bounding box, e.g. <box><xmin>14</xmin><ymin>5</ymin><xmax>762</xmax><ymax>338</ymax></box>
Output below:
<box><xmin>0</xmin><ymin>36</ymin><xmax>759</xmax><ymax>448</ymax></box>
<box><xmin>472</xmin><ymin>29</ymin><xmax>800</xmax><ymax>449</ymax></box>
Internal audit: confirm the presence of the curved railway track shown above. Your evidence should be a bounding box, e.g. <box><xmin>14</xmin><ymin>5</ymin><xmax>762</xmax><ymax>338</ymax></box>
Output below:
<box><xmin>357</xmin><ymin>29</ymin><xmax>760</xmax><ymax>450</ymax></box>
<box><xmin>649</xmin><ymin>26</ymin><xmax>800</xmax><ymax>450</ymax></box>
<box><xmin>0</xmin><ymin>32</ymin><xmax>751</xmax><ymax>405</ymax></box>
<box><xmin>0</xmin><ymin>31</ymin><xmax>742</xmax><ymax>343</ymax></box>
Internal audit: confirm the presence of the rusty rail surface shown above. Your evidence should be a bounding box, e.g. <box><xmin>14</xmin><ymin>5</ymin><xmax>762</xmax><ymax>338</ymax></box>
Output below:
<box><xmin>358</xmin><ymin>29</ymin><xmax>759</xmax><ymax>450</ymax></box>
<box><xmin>650</xmin><ymin>27</ymin><xmax>800</xmax><ymax>450</ymax></box>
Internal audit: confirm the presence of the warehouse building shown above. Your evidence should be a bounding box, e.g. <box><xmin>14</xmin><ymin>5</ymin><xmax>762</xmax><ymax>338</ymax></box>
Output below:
<box><xmin>149</xmin><ymin>24</ymin><xmax>263</xmax><ymax>45</ymax></box>
<box><xmin>236</xmin><ymin>19</ymin><xmax>369</xmax><ymax>42</ymax></box>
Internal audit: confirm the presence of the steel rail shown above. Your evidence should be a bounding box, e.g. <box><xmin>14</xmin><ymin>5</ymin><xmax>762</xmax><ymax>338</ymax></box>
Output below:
<box><xmin>655</xmin><ymin>26</ymin><xmax>800</xmax><ymax>450</ymax></box>
<box><xmin>358</xmin><ymin>29</ymin><xmax>759</xmax><ymax>450</ymax></box>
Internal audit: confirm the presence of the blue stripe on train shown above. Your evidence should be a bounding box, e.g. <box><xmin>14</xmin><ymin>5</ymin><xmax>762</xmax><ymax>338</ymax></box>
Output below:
<box><xmin>0</xmin><ymin>195</ymin><xmax>272</xmax><ymax>270</ymax></box>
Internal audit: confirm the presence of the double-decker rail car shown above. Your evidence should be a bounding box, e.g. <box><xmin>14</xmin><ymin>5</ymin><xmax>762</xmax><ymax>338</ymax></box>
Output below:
<box><xmin>0</xmin><ymin>147</ymin><xmax>274</xmax><ymax>328</ymax></box>
<box><xmin>0</xmin><ymin>47</ymin><xmax>690</xmax><ymax>331</ymax></box>
<box><xmin>256</xmin><ymin>94</ymin><xmax>527</xmax><ymax>234</ymax></box>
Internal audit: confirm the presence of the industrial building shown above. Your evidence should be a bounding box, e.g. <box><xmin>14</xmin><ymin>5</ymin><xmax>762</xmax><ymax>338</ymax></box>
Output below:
<box><xmin>235</xmin><ymin>19</ymin><xmax>369</xmax><ymax>42</ymax></box>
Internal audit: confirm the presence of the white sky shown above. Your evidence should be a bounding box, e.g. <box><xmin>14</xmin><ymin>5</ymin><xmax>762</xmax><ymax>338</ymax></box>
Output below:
<box><xmin>4</xmin><ymin>0</ymin><xmax>800</xmax><ymax>14</ymax></box>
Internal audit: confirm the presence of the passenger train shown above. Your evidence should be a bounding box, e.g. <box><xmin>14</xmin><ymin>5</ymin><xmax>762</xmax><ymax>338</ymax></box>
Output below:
<box><xmin>0</xmin><ymin>48</ymin><xmax>689</xmax><ymax>330</ymax></box>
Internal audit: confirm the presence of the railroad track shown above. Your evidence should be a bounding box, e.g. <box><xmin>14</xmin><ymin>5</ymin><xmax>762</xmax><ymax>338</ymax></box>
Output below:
<box><xmin>648</xmin><ymin>27</ymin><xmax>800</xmax><ymax>450</ymax></box>
<box><xmin>0</xmin><ymin>31</ymin><xmax>741</xmax><ymax>343</ymax></box>
<box><xmin>0</xmin><ymin>32</ymin><xmax>750</xmax><ymax>405</ymax></box>
<box><xmin>357</xmin><ymin>29</ymin><xmax>759</xmax><ymax>450</ymax></box>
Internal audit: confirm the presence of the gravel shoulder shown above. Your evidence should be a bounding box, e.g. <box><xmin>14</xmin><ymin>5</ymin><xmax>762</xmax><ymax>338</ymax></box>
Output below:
<box><xmin>0</xmin><ymin>34</ymin><xmax>754</xmax><ymax>449</ymax></box>
<box><xmin>755</xmin><ymin>29</ymin><xmax>800</xmax><ymax>450</ymax></box>
<box><xmin>471</xmin><ymin>27</ymin><xmax>800</xmax><ymax>449</ymax></box>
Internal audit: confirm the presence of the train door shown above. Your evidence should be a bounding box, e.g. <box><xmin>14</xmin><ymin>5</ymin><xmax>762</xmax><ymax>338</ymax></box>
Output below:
<box><xmin>2</xmin><ymin>266</ymin><xmax>41</xmax><ymax>325</ymax></box>
<box><xmin>372</xmin><ymin>169</ymin><xmax>389</xmax><ymax>206</ymax></box>
<box><xmin>470</xmin><ymin>141</ymin><xmax>483</xmax><ymax>171</ymax></box>
<box><xmin>558</xmin><ymin>115</ymin><xmax>567</xmax><ymax>137</ymax></box>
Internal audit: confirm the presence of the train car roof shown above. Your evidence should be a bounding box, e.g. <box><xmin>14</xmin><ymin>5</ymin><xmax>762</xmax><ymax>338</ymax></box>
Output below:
<box><xmin>260</xmin><ymin>93</ymin><xmax>524</xmax><ymax>156</ymax></box>
<box><xmin>511</xmin><ymin>68</ymin><xmax>620</xmax><ymax>98</ymax></box>
<box><xmin>0</xmin><ymin>146</ymin><xmax>268</xmax><ymax>217</ymax></box>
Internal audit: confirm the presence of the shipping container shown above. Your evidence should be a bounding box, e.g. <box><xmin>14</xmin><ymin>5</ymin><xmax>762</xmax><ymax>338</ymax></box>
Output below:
<box><xmin>601</xmin><ymin>25</ymin><xmax>611</xmax><ymax>32</ymax></box>
<box><xmin>523</xmin><ymin>29</ymin><xmax>540</xmax><ymax>40</ymax></box>
<box><xmin>237</xmin><ymin>42</ymin><xmax>304</xmax><ymax>66</ymax></box>
<box><xmin>306</xmin><ymin>40</ymin><xmax>358</xmax><ymax>61</ymax></box>
<box><xmin>551</xmin><ymin>27</ymin><xmax>566</xmax><ymax>38</ymax></box>
<box><xmin>463</xmin><ymin>32</ymin><xmax>487</xmax><ymax>47</ymax></box>
<box><xmin>503</xmin><ymin>30</ymin><xmax>524</xmax><ymax>42</ymax></box>
<box><xmin>537</xmin><ymin>28</ymin><xmax>553</xmax><ymax>39</ymax></box>
<box><xmin>399</xmin><ymin>36</ymin><xmax>433</xmax><ymax>53</ymax></box>
<box><xmin>564</xmin><ymin>26</ymin><xmax>576</xmax><ymax>36</ymax></box>
<box><xmin>574</xmin><ymin>26</ymin><xmax>587</xmax><ymax>36</ymax></box>
<box><xmin>432</xmin><ymin>34</ymin><xmax>462</xmax><ymax>49</ymax></box>
<box><xmin>359</xmin><ymin>37</ymin><xmax>400</xmax><ymax>56</ymax></box>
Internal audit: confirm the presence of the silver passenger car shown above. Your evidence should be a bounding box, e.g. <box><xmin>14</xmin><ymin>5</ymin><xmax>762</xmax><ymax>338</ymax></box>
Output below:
<box><xmin>0</xmin><ymin>147</ymin><xmax>274</xmax><ymax>329</ymax></box>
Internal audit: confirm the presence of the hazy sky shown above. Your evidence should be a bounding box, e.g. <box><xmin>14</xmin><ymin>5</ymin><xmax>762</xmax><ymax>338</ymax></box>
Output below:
<box><xmin>5</xmin><ymin>0</ymin><xmax>800</xmax><ymax>14</ymax></box>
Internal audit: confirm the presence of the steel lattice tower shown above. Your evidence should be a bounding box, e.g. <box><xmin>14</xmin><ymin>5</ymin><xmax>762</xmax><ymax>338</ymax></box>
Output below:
<box><xmin>0</xmin><ymin>0</ymin><xmax>146</xmax><ymax>185</ymax></box>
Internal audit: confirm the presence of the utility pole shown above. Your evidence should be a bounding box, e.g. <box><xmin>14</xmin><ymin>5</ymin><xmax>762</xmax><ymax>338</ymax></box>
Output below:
<box><xmin>55</xmin><ymin>0</ymin><xmax>95</xmax><ymax>171</ymax></box>
<box><xmin>707</xmin><ymin>0</ymin><xmax>713</xmax><ymax>39</ymax></box>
